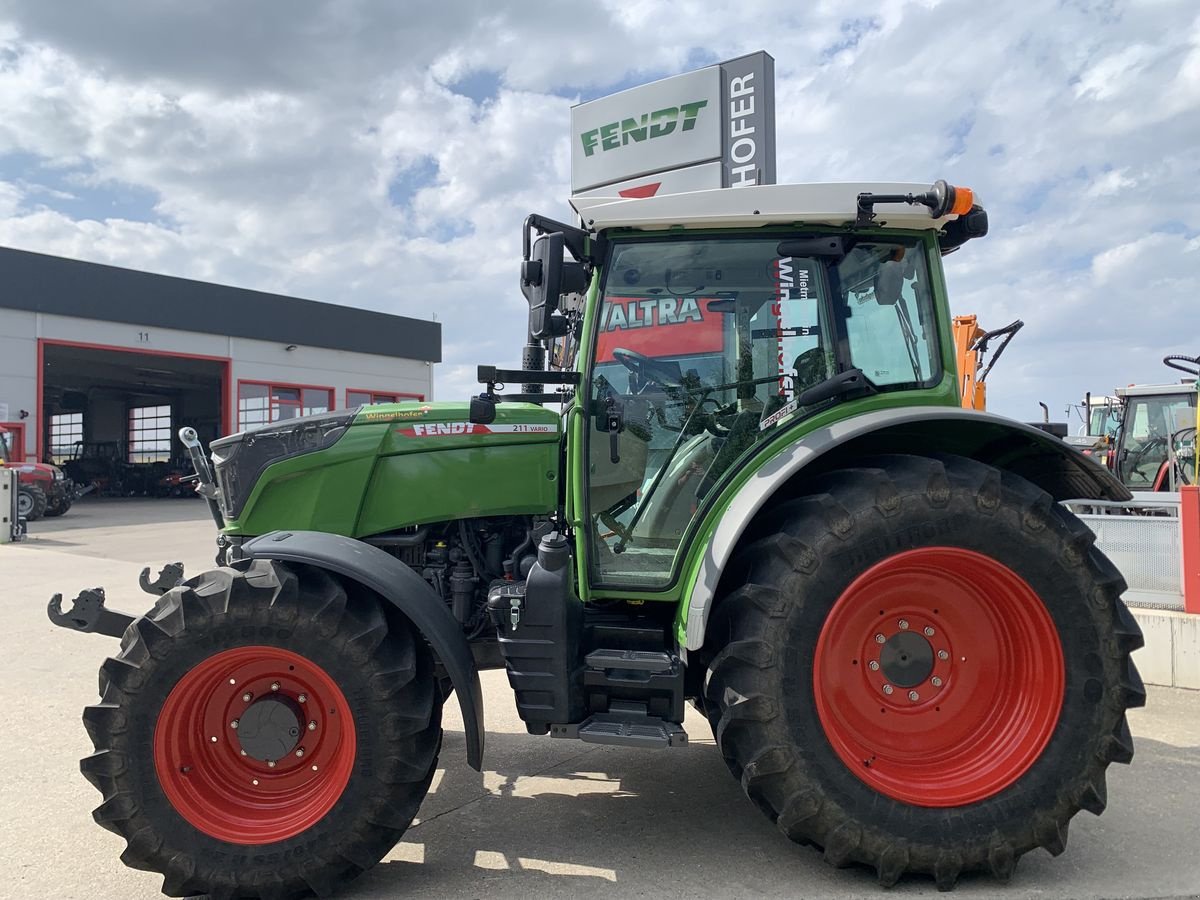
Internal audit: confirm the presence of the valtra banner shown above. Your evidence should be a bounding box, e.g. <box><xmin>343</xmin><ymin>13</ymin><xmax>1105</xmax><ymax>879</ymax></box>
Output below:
<box><xmin>595</xmin><ymin>296</ymin><xmax>725</xmax><ymax>362</ymax></box>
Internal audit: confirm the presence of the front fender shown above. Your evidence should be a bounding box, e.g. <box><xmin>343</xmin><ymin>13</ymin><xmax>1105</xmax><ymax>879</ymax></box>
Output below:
<box><xmin>242</xmin><ymin>530</ymin><xmax>485</xmax><ymax>770</ymax></box>
<box><xmin>680</xmin><ymin>406</ymin><xmax>1129</xmax><ymax>651</ymax></box>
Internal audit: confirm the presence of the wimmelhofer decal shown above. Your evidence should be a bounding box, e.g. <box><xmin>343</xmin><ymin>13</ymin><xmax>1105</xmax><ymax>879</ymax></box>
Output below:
<box><xmin>362</xmin><ymin>405</ymin><xmax>433</xmax><ymax>422</ymax></box>
<box><xmin>395</xmin><ymin>422</ymin><xmax>558</xmax><ymax>437</ymax></box>
<box><xmin>362</xmin><ymin>408</ymin><xmax>434</xmax><ymax>424</ymax></box>
<box><xmin>759</xmin><ymin>398</ymin><xmax>800</xmax><ymax>431</ymax></box>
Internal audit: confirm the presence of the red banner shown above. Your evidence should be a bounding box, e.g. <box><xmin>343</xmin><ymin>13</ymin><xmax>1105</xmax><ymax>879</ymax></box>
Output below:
<box><xmin>595</xmin><ymin>296</ymin><xmax>725</xmax><ymax>362</ymax></box>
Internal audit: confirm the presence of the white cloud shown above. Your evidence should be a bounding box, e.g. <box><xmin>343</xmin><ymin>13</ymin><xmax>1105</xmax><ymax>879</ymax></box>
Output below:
<box><xmin>0</xmin><ymin>0</ymin><xmax>1195</xmax><ymax>417</ymax></box>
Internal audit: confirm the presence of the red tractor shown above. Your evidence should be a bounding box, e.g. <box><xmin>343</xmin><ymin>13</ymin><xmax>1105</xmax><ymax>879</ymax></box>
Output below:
<box><xmin>0</xmin><ymin>428</ymin><xmax>76</xmax><ymax>520</ymax></box>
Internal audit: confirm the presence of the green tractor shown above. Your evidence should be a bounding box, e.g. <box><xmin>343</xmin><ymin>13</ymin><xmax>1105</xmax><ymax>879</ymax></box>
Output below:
<box><xmin>49</xmin><ymin>180</ymin><xmax>1144</xmax><ymax>897</ymax></box>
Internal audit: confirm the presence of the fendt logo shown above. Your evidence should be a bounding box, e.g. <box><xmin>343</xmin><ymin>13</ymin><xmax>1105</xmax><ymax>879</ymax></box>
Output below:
<box><xmin>579</xmin><ymin>100</ymin><xmax>708</xmax><ymax>157</ymax></box>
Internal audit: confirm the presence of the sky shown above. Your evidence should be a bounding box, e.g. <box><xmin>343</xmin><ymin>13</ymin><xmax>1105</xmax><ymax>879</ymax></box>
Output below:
<box><xmin>0</xmin><ymin>0</ymin><xmax>1196</xmax><ymax>426</ymax></box>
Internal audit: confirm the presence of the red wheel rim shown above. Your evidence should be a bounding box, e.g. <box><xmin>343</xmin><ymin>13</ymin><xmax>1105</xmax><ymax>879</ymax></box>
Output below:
<box><xmin>153</xmin><ymin>646</ymin><xmax>356</xmax><ymax>844</ymax></box>
<box><xmin>813</xmin><ymin>547</ymin><xmax>1064</xmax><ymax>807</ymax></box>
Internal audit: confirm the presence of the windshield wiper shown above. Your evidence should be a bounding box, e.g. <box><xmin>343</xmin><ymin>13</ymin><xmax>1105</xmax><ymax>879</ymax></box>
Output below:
<box><xmin>793</xmin><ymin>368</ymin><xmax>878</xmax><ymax>407</ymax></box>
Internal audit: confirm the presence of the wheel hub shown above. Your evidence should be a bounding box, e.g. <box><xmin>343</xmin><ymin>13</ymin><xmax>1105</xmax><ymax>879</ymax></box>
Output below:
<box><xmin>879</xmin><ymin>630</ymin><xmax>933</xmax><ymax>688</ymax></box>
<box><xmin>236</xmin><ymin>696</ymin><xmax>303</xmax><ymax>762</ymax></box>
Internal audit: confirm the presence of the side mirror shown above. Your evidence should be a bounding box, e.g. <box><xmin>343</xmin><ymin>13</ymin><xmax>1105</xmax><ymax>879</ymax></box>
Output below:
<box><xmin>469</xmin><ymin>393</ymin><xmax>497</xmax><ymax>425</ymax></box>
<box><xmin>522</xmin><ymin>232</ymin><xmax>588</xmax><ymax>340</ymax></box>
<box><xmin>873</xmin><ymin>260</ymin><xmax>904</xmax><ymax>306</ymax></box>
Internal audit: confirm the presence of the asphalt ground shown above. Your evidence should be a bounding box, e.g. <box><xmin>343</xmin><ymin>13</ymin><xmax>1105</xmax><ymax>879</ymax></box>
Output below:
<box><xmin>2</xmin><ymin>498</ymin><xmax>1199</xmax><ymax>900</ymax></box>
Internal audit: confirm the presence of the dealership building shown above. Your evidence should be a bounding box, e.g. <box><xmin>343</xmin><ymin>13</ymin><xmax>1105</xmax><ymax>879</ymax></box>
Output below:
<box><xmin>0</xmin><ymin>247</ymin><xmax>440</xmax><ymax>465</ymax></box>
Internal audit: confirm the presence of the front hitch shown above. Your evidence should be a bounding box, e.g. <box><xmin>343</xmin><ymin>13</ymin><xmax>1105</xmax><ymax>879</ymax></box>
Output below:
<box><xmin>47</xmin><ymin>587</ymin><xmax>136</xmax><ymax>638</ymax></box>
<box><xmin>139</xmin><ymin>561</ymin><xmax>185</xmax><ymax>595</ymax></box>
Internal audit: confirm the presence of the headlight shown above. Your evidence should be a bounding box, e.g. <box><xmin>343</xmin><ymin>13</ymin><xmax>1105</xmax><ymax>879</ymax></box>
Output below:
<box><xmin>210</xmin><ymin>411</ymin><xmax>354</xmax><ymax>519</ymax></box>
<box><xmin>52</xmin><ymin>468</ymin><xmax>65</xmax><ymax>481</ymax></box>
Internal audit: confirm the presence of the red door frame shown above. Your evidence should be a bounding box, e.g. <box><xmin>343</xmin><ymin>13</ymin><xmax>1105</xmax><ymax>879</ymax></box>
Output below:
<box><xmin>37</xmin><ymin>339</ymin><xmax>232</xmax><ymax>463</ymax></box>
<box><xmin>345</xmin><ymin>388</ymin><xmax>425</xmax><ymax>407</ymax></box>
<box><xmin>0</xmin><ymin>422</ymin><xmax>26</xmax><ymax>462</ymax></box>
<box><xmin>235</xmin><ymin>380</ymin><xmax>336</xmax><ymax>430</ymax></box>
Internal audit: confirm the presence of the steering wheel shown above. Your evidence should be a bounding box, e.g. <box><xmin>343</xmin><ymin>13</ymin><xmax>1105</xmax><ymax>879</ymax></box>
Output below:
<box><xmin>611</xmin><ymin>348</ymin><xmax>684</xmax><ymax>390</ymax></box>
<box><xmin>1126</xmin><ymin>436</ymin><xmax>1167</xmax><ymax>481</ymax></box>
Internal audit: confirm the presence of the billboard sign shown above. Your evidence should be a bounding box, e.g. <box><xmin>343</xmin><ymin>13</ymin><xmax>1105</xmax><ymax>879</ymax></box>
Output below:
<box><xmin>570</xmin><ymin>52</ymin><xmax>775</xmax><ymax>198</ymax></box>
<box><xmin>595</xmin><ymin>295</ymin><xmax>725</xmax><ymax>363</ymax></box>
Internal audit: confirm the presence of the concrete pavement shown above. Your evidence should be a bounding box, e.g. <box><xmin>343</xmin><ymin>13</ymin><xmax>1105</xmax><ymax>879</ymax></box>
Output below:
<box><xmin>2</xmin><ymin>498</ymin><xmax>1198</xmax><ymax>899</ymax></box>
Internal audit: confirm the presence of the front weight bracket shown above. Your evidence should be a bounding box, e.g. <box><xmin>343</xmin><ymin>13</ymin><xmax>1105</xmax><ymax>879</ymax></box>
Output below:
<box><xmin>47</xmin><ymin>587</ymin><xmax>137</xmax><ymax>638</ymax></box>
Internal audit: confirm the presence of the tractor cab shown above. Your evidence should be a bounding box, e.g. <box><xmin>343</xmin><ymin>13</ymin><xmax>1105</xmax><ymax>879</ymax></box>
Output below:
<box><xmin>1114</xmin><ymin>380</ymin><xmax>1197</xmax><ymax>491</ymax></box>
<box><xmin>506</xmin><ymin>180</ymin><xmax>985</xmax><ymax>593</ymax></box>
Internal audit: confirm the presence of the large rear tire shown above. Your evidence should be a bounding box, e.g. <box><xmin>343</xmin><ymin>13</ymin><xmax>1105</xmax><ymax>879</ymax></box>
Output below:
<box><xmin>17</xmin><ymin>483</ymin><xmax>47</xmax><ymax>520</ymax></box>
<box><xmin>81</xmin><ymin>560</ymin><xmax>442</xmax><ymax>899</ymax></box>
<box><xmin>703</xmin><ymin>454</ymin><xmax>1144</xmax><ymax>889</ymax></box>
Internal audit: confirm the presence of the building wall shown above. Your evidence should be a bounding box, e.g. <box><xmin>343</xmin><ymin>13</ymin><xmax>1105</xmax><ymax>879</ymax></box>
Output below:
<box><xmin>0</xmin><ymin>307</ymin><xmax>434</xmax><ymax>459</ymax></box>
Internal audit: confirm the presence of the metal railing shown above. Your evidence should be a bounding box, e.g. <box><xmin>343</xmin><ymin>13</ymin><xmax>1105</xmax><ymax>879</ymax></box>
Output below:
<box><xmin>1063</xmin><ymin>493</ymin><xmax>1183</xmax><ymax>610</ymax></box>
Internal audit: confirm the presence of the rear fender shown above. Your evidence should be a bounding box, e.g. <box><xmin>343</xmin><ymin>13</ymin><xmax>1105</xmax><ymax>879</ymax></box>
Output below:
<box><xmin>241</xmin><ymin>530</ymin><xmax>485</xmax><ymax>770</ymax></box>
<box><xmin>681</xmin><ymin>406</ymin><xmax>1130</xmax><ymax>652</ymax></box>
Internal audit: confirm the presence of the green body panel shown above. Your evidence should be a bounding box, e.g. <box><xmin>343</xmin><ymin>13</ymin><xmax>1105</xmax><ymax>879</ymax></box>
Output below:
<box><xmin>226</xmin><ymin>423</ymin><xmax>388</xmax><ymax>537</ymax></box>
<box><xmin>223</xmin><ymin>401</ymin><xmax>561</xmax><ymax>538</ymax></box>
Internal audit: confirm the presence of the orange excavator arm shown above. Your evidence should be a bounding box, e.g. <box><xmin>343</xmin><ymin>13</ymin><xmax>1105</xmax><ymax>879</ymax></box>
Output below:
<box><xmin>952</xmin><ymin>315</ymin><xmax>1023</xmax><ymax>411</ymax></box>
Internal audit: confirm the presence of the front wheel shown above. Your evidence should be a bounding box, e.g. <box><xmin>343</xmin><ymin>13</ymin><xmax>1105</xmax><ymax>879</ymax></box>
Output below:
<box><xmin>82</xmin><ymin>560</ymin><xmax>442</xmax><ymax>898</ymax></box>
<box><xmin>704</xmin><ymin>454</ymin><xmax>1145</xmax><ymax>889</ymax></box>
<box><xmin>44</xmin><ymin>493</ymin><xmax>71</xmax><ymax>517</ymax></box>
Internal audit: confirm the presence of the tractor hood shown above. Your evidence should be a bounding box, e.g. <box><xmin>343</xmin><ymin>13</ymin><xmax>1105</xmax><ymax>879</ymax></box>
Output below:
<box><xmin>358</xmin><ymin>401</ymin><xmax>560</xmax><ymax>452</ymax></box>
<box><xmin>3</xmin><ymin>460</ymin><xmax>63</xmax><ymax>482</ymax></box>
<box><xmin>213</xmin><ymin>400</ymin><xmax>563</xmax><ymax>536</ymax></box>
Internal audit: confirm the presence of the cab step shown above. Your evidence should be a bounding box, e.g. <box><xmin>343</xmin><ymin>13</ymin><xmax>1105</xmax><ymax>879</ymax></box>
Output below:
<box><xmin>551</xmin><ymin>706</ymin><xmax>688</xmax><ymax>749</ymax></box>
<box><xmin>585</xmin><ymin>648</ymin><xmax>674</xmax><ymax>672</ymax></box>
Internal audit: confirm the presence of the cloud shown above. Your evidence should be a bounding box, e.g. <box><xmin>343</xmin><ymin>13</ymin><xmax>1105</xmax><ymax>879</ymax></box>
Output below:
<box><xmin>0</xmin><ymin>0</ymin><xmax>1195</xmax><ymax>419</ymax></box>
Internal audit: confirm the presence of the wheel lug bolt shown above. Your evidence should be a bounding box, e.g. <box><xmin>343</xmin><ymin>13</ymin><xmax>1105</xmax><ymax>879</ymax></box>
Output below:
<box><xmin>242</xmin><ymin>692</ymin><xmax>253</xmax><ymax>702</ymax></box>
<box><xmin>240</xmin><ymin>750</ymin><xmax>247</xmax><ymax>756</ymax></box>
<box><xmin>298</xmin><ymin>694</ymin><xmax>307</xmax><ymax>703</ymax></box>
<box><xmin>252</xmin><ymin>778</ymin><xmax>259</xmax><ymax>785</ymax></box>
<box><xmin>874</xmin><ymin>633</ymin><xmax>886</xmax><ymax>644</ymax></box>
<box><xmin>311</xmin><ymin>765</ymin><xmax>319</xmax><ymax>772</ymax></box>
<box><xmin>229</xmin><ymin>678</ymin><xmax>237</xmax><ymax>685</ymax></box>
<box><xmin>267</xmin><ymin>760</ymin><xmax>277</xmax><ymax>768</ymax></box>
<box><xmin>898</xmin><ymin>619</ymin><xmax>909</xmax><ymax>630</ymax></box>
<box><xmin>308</xmin><ymin>720</ymin><xmax>317</xmax><ymax>731</ymax></box>
<box><xmin>270</xmin><ymin>682</ymin><xmax>280</xmax><ymax>692</ymax></box>
<box><xmin>924</xmin><ymin>626</ymin><xmax>935</xmax><ymax>636</ymax></box>
<box><xmin>882</xmin><ymin>684</ymin><xmax>894</xmax><ymax>695</ymax></box>
<box><xmin>210</xmin><ymin>736</ymin><xmax>218</xmax><ymax>743</ymax></box>
<box><xmin>937</xmin><ymin>649</ymin><xmax>949</xmax><ymax>660</ymax></box>
<box><xmin>295</xmin><ymin>747</ymin><xmax>305</xmax><ymax>758</ymax></box>
<box><xmin>908</xmin><ymin>690</ymin><xmax>920</xmax><ymax>701</ymax></box>
<box><xmin>931</xmin><ymin>676</ymin><xmax>943</xmax><ymax>687</ymax></box>
<box><xmin>868</xmin><ymin>660</ymin><xmax>880</xmax><ymax>671</ymax></box>
<box><xmin>230</xmin><ymin>719</ymin><xmax>239</xmax><ymax>730</ymax></box>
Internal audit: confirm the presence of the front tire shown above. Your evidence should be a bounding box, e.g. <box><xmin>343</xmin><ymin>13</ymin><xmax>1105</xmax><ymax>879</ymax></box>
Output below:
<box><xmin>44</xmin><ymin>493</ymin><xmax>71</xmax><ymax>517</ymax></box>
<box><xmin>704</xmin><ymin>454</ymin><xmax>1144</xmax><ymax>889</ymax></box>
<box><xmin>82</xmin><ymin>560</ymin><xmax>442</xmax><ymax>899</ymax></box>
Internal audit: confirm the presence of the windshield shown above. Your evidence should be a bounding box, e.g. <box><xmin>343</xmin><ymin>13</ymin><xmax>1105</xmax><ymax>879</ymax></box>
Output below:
<box><xmin>586</xmin><ymin>233</ymin><xmax>941</xmax><ymax>588</ymax></box>
<box><xmin>1117</xmin><ymin>393</ymin><xmax>1197</xmax><ymax>489</ymax></box>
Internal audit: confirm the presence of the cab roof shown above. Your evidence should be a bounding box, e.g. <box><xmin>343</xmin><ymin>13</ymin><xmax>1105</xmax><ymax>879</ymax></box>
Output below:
<box><xmin>1116</xmin><ymin>382</ymin><xmax>1198</xmax><ymax>398</ymax></box>
<box><xmin>571</xmin><ymin>182</ymin><xmax>970</xmax><ymax>232</ymax></box>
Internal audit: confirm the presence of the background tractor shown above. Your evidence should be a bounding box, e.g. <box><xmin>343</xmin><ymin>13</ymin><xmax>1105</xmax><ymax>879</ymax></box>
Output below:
<box><xmin>48</xmin><ymin>180</ymin><xmax>1143</xmax><ymax>898</ymax></box>
<box><xmin>0</xmin><ymin>426</ymin><xmax>76</xmax><ymax>520</ymax></box>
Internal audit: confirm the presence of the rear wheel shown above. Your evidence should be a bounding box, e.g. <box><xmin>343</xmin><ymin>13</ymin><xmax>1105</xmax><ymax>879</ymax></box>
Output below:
<box><xmin>82</xmin><ymin>560</ymin><xmax>442</xmax><ymax>899</ymax></box>
<box><xmin>17</xmin><ymin>484</ymin><xmax>47</xmax><ymax>520</ymax></box>
<box><xmin>704</xmin><ymin>454</ymin><xmax>1144</xmax><ymax>889</ymax></box>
